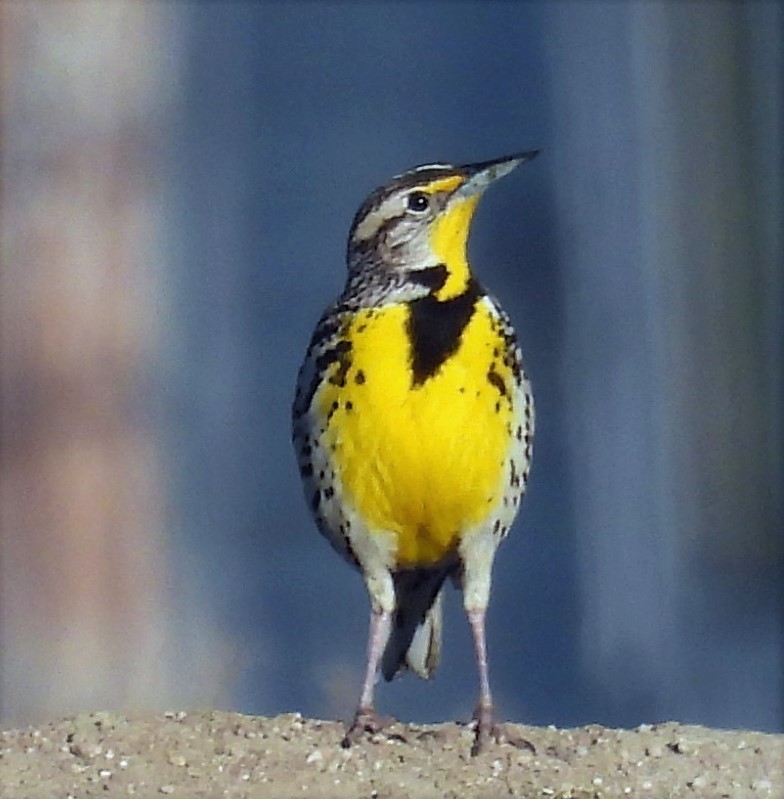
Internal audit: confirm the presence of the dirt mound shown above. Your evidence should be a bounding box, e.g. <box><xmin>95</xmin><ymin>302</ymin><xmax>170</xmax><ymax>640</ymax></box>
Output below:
<box><xmin>0</xmin><ymin>711</ymin><xmax>781</xmax><ymax>798</ymax></box>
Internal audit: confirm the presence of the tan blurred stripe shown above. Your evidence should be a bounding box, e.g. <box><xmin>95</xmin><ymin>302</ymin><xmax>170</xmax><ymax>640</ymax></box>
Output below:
<box><xmin>1</xmin><ymin>1</ymin><xmax>179</xmax><ymax>722</ymax></box>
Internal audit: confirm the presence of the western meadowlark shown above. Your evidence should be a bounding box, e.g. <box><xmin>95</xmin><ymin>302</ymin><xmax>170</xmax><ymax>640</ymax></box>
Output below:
<box><xmin>292</xmin><ymin>151</ymin><xmax>537</xmax><ymax>754</ymax></box>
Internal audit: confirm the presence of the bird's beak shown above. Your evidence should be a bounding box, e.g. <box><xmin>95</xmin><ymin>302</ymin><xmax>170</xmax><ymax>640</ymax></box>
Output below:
<box><xmin>453</xmin><ymin>150</ymin><xmax>540</xmax><ymax>200</ymax></box>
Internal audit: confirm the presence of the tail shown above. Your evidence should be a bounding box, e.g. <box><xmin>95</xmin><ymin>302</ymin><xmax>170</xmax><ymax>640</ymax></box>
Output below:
<box><xmin>381</xmin><ymin>567</ymin><xmax>450</xmax><ymax>681</ymax></box>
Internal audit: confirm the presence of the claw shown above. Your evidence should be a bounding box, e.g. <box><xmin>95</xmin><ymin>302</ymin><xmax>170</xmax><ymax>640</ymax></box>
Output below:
<box><xmin>342</xmin><ymin>707</ymin><xmax>396</xmax><ymax>747</ymax></box>
<box><xmin>471</xmin><ymin>703</ymin><xmax>503</xmax><ymax>756</ymax></box>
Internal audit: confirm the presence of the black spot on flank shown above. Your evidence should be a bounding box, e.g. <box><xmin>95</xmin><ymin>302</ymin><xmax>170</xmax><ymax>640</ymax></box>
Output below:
<box><xmin>407</xmin><ymin>279</ymin><xmax>482</xmax><ymax>386</ymax></box>
<box><xmin>314</xmin><ymin>340</ymin><xmax>350</xmax><ymax>377</ymax></box>
<box><xmin>324</xmin><ymin>487</ymin><xmax>334</xmax><ymax>499</ymax></box>
<box><xmin>406</xmin><ymin>263</ymin><xmax>448</xmax><ymax>292</ymax></box>
<box><xmin>510</xmin><ymin>461</ymin><xmax>521</xmax><ymax>488</ymax></box>
<box><xmin>345</xmin><ymin>401</ymin><xmax>354</xmax><ymax>411</ymax></box>
<box><xmin>355</xmin><ymin>370</ymin><xmax>366</xmax><ymax>384</ymax></box>
<box><xmin>357</xmin><ymin>324</ymin><xmax>367</xmax><ymax>333</ymax></box>
<box><xmin>325</xmin><ymin>340</ymin><xmax>352</xmax><ymax>387</ymax></box>
<box><xmin>298</xmin><ymin>336</ymin><xmax>353</xmax><ymax>414</ymax></box>
<box><xmin>516</xmin><ymin>426</ymin><xmax>523</xmax><ymax>441</ymax></box>
<box><xmin>495</xmin><ymin>401</ymin><xmax>501</xmax><ymax>413</ymax></box>
<box><xmin>309</xmin><ymin>314</ymin><xmax>342</xmax><ymax>352</ymax></box>
<box><xmin>487</xmin><ymin>368</ymin><xmax>508</xmax><ymax>397</ymax></box>
<box><xmin>493</xmin><ymin>520</ymin><xmax>501</xmax><ymax>534</ymax></box>
<box><xmin>319</xmin><ymin>470</ymin><xmax>325</xmax><ymax>480</ymax></box>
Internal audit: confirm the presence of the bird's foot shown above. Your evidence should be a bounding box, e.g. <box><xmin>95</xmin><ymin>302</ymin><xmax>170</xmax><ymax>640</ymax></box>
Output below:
<box><xmin>471</xmin><ymin>703</ymin><xmax>503</xmax><ymax>756</ymax></box>
<box><xmin>342</xmin><ymin>707</ymin><xmax>396</xmax><ymax>747</ymax></box>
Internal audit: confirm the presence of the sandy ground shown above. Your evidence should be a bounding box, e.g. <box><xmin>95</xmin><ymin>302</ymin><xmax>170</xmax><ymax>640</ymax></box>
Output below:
<box><xmin>0</xmin><ymin>711</ymin><xmax>782</xmax><ymax>798</ymax></box>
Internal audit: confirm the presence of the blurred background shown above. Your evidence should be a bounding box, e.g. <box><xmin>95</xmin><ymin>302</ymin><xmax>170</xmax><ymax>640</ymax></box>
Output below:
<box><xmin>1</xmin><ymin>2</ymin><xmax>781</xmax><ymax>733</ymax></box>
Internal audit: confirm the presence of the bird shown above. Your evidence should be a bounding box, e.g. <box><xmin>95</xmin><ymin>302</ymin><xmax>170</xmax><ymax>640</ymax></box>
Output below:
<box><xmin>292</xmin><ymin>150</ymin><xmax>537</xmax><ymax>754</ymax></box>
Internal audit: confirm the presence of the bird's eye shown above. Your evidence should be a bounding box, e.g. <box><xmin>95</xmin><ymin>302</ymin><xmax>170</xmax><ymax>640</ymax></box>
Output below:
<box><xmin>407</xmin><ymin>191</ymin><xmax>430</xmax><ymax>213</ymax></box>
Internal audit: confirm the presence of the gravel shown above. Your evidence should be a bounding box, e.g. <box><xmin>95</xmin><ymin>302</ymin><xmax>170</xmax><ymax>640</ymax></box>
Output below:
<box><xmin>1</xmin><ymin>711</ymin><xmax>781</xmax><ymax>798</ymax></box>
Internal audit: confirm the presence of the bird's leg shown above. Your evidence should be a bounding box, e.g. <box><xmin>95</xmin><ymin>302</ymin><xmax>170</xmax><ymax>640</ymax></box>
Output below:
<box><xmin>467</xmin><ymin>607</ymin><xmax>499</xmax><ymax>755</ymax></box>
<box><xmin>343</xmin><ymin>606</ymin><xmax>392</xmax><ymax>745</ymax></box>
<box><xmin>460</xmin><ymin>531</ymin><xmax>503</xmax><ymax>755</ymax></box>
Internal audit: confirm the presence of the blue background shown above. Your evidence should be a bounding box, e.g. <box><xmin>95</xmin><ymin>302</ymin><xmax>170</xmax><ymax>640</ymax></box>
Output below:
<box><xmin>163</xmin><ymin>3</ymin><xmax>782</xmax><ymax>732</ymax></box>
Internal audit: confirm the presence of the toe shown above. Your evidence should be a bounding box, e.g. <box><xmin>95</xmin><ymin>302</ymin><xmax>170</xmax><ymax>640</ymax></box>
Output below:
<box><xmin>342</xmin><ymin>708</ymin><xmax>395</xmax><ymax>747</ymax></box>
<box><xmin>471</xmin><ymin>704</ymin><xmax>499</xmax><ymax>756</ymax></box>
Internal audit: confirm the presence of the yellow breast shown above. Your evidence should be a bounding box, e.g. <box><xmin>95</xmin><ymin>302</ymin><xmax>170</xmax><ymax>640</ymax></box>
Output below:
<box><xmin>315</xmin><ymin>299</ymin><xmax>517</xmax><ymax>568</ymax></box>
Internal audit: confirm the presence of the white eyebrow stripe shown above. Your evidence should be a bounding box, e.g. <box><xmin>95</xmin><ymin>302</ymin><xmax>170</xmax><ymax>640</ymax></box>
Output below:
<box><xmin>351</xmin><ymin>193</ymin><xmax>406</xmax><ymax>242</ymax></box>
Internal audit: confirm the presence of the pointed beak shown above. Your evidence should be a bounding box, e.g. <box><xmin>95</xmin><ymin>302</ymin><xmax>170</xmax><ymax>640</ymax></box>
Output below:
<box><xmin>453</xmin><ymin>150</ymin><xmax>540</xmax><ymax>199</ymax></box>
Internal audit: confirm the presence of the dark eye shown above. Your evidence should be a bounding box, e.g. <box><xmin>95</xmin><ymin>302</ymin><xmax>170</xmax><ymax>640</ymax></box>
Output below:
<box><xmin>407</xmin><ymin>191</ymin><xmax>430</xmax><ymax>213</ymax></box>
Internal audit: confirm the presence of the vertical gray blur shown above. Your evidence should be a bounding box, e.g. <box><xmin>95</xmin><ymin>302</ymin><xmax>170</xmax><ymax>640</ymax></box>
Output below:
<box><xmin>541</xmin><ymin>2</ymin><xmax>782</xmax><ymax>729</ymax></box>
<box><xmin>0</xmin><ymin>2</ymin><xmax>225</xmax><ymax>722</ymax></box>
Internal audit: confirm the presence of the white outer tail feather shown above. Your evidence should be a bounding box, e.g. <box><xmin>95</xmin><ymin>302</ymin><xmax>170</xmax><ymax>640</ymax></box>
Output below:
<box><xmin>404</xmin><ymin>590</ymin><xmax>443</xmax><ymax>678</ymax></box>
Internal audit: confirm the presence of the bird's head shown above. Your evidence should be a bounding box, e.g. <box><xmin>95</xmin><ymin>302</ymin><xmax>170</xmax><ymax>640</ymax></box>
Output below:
<box><xmin>347</xmin><ymin>151</ymin><xmax>539</xmax><ymax>301</ymax></box>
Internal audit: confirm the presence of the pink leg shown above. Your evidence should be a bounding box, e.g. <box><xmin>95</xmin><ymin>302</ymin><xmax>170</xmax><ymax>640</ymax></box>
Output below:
<box><xmin>344</xmin><ymin>607</ymin><xmax>392</xmax><ymax>745</ymax></box>
<box><xmin>467</xmin><ymin>608</ymin><xmax>497</xmax><ymax>754</ymax></box>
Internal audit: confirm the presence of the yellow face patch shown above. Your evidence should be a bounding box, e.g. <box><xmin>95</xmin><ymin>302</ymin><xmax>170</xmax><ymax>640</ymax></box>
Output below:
<box><xmin>414</xmin><ymin>174</ymin><xmax>480</xmax><ymax>300</ymax></box>
<box><xmin>428</xmin><ymin>196</ymin><xmax>480</xmax><ymax>300</ymax></box>
<box><xmin>421</xmin><ymin>175</ymin><xmax>465</xmax><ymax>195</ymax></box>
